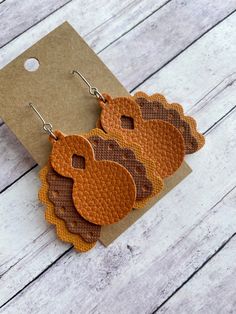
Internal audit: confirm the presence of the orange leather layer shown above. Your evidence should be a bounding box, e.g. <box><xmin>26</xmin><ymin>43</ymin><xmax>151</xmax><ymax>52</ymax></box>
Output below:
<box><xmin>96</xmin><ymin>118</ymin><xmax>103</xmax><ymax>129</ymax></box>
<box><xmin>83</xmin><ymin>128</ymin><xmax>164</xmax><ymax>209</ymax></box>
<box><xmin>99</xmin><ymin>95</ymin><xmax>185</xmax><ymax>179</ymax></box>
<box><xmin>39</xmin><ymin>164</ymin><xmax>96</xmax><ymax>252</ymax></box>
<box><xmin>133</xmin><ymin>92</ymin><xmax>205</xmax><ymax>154</ymax></box>
<box><xmin>50</xmin><ymin>131</ymin><xmax>136</xmax><ymax>225</ymax></box>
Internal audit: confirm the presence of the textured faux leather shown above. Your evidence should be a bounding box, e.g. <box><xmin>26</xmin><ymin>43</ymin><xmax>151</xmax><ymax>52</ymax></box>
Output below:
<box><xmin>39</xmin><ymin>164</ymin><xmax>96</xmax><ymax>251</ymax></box>
<box><xmin>50</xmin><ymin>131</ymin><xmax>136</xmax><ymax>225</ymax></box>
<box><xmin>99</xmin><ymin>95</ymin><xmax>185</xmax><ymax>179</ymax></box>
<box><xmin>84</xmin><ymin>128</ymin><xmax>164</xmax><ymax>209</ymax></box>
<box><xmin>133</xmin><ymin>92</ymin><xmax>205</xmax><ymax>154</ymax></box>
<box><xmin>47</xmin><ymin>166</ymin><xmax>101</xmax><ymax>243</ymax></box>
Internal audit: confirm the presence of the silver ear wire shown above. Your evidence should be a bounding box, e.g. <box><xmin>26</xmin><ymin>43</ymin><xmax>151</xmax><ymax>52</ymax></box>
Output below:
<box><xmin>29</xmin><ymin>103</ymin><xmax>58</xmax><ymax>140</ymax></box>
<box><xmin>71</xmin><ymin>70</ymin><xmax>106</xmax><ymax>103</ymax></box>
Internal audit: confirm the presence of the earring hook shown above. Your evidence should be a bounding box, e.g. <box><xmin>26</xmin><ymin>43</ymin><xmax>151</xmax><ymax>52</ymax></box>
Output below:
<box><xmin>29</xmin><ymin>103</ymin><xmax>58</xmax><ymax>140</ymax></box>
<box><xmin>72</xmin><ymin>70</ymin><xmax>106</xmax><ymax>103</ymax></box>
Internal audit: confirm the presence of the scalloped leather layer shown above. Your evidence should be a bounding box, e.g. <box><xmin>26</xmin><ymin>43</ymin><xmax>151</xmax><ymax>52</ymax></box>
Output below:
<box><xmin>47</xmin><ymin>166</ymin><xmax>101</xmax><ymax>243</ymax></box>
<box><xmin>83</xmin><ymin>128</ymin><xmax>164</xmax><ymax>209</ymax></box>
<box><xmin>39</xmin><ymin>165</ymin><xmax>96</xmax><ymax>252</ymax></box>
<box><xmin>133</xmin><ymin>92</ymin><xmax>205</xmax><ymax>154</ymax></box>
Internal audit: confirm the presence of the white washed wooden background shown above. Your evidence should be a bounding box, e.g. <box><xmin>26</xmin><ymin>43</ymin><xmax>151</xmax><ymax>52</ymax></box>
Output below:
<box><xmin>0</xmin><ymin>1</ymin><xmax>236</xmax><ymax>313</ymax></box>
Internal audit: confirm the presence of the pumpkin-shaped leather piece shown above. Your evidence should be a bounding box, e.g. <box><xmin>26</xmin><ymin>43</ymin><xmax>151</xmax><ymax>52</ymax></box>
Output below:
<box><xmin>50</xmin><ymin>131</ymin><xmax>136</xmax><ymax>225</ymax></box>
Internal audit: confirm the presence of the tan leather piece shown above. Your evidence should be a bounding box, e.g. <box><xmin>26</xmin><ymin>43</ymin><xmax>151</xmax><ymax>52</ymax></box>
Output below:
<box><xmin>99</xmin><ymin>94</ymin><xmax>185</xmax><ymax>179</ymax></box>
<box><xmin>39</xmin><ymin>164</ymin><xmax>96</xmax><ymax>252</ymax></box>
<box><xmin>47</xmin><ymin>166</ymin><xmax>101</xmax><ymax>243</ymax></box>
<box><xmin>50</xmin><ymin>131</ymin><xmax>136</xmax><ymax>225</ymax></box>
<box><xmin>96</xmin><ymin>118</ymin><xmax>103</xmax><ymax>129</ymax></box>
<box><xmin>83</xmin><ymin>128</ymin><xmax>164</xmax><ymax>209</ymax></box>
<box><xmin>133</xmin><ymin>92</ymin><xmax>205</xmax><ymax>154</ymax></box>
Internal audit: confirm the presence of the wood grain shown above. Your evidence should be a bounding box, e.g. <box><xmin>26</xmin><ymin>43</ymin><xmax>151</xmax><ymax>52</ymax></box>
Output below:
<box><xmin>0</xmin><ymin>0</ymin><xmax>165</xmax><ymax>69</ymax></box>
<box><xmin>0</xmin><ymin>125</ymin><xmax>35</xmax><ymax>192</ymax></box>
<box><xmin>99</xmin><ymin>0</ymin><xmax>236</xmax><ymax>90</ymax></box>
<box><xmin>1</xmin><ymin>104</ymin><xmax>235</xmax><ymax>313</ymax></box>
<box><xmin>159</xmin><ymin>232</ymin><xmax>236</xmax><ymax>313</ymax></box>
<box><xmin>0</xmin><ymin>0</ymin><xmax>236</xmax><ymax>311</ymax></box>
<box><xmin>1</xmin><ymin>7</ymin><xmax>236</xmax><ymax>306</ymax></box>
<box><xmin>86</xmin><ymin>0</ymin><xmax>169</xmax><ymax>52</ymax></box>
<box><xmin>0</xmin><ymin>0</ymin><xmax>72</xmax><ymax>48</ymax></box>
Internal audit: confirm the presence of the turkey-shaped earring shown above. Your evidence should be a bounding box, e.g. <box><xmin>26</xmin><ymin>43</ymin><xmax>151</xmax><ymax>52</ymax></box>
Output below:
<box><xmin>29</xmin><ymin>103</ymin><xmax>136</xmax><ymax>225</ymax></box>
<box><xmin>72</xmin><ymin>71</ymin><xmax>204</xmax><ymax>179</ymax></box>
<box><xmin>29</xmin><ymin>104</ymin><xmax>136</xmax><ymax>251</ymax></box>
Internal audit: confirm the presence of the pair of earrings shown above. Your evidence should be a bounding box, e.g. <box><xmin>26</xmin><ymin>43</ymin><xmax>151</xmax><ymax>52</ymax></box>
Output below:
<box><xmin>31</xmin><ymin>71</ymin><xmax>204</xmax><ymax>252</ymax></box>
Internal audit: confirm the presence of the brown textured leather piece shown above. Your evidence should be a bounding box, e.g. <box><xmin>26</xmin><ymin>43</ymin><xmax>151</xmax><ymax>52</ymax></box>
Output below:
<box><xmin>99</xmin><ymin>95</ymin><xmax>185</xmax><ymax>179</ymax></box>
<box><xmin>50</xmin><ymin>131</ymin><xmax>136</xmax><ymax>225</ymax></box>
<box><xmin>72</xmin><ymin>155</ymin><xmax>86</xmax><ymax>169</ymax></box>
<box><xmin>39</xmin><ymin>164</ymin><xmax>96</xmax><ymax>252</ymax></box>
<box><xmin>87</xmin><ymin>135</ymin><xmax>153</xmax><ymax>200</ymax></box>
<box><xmin>133</xmin><ymin>92</ymin><xmax>205</xmax><ymax>154</ymax></box>
<box><xmin>83</xmin><ymin>128</ymin><xmax>164</xmax><ymax>210</ymax></box>
<box><xmin>120</xmin><ymin>116</ymin><xmax>135</xmax><ymax>129</ymax></box>
<box><xmin>47</xmin><ymin>166</ymin><xmax>101</xmax><ymax>243</ymax></box>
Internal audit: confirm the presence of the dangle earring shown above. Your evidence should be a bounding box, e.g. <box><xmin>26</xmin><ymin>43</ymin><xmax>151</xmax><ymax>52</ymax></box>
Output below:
<box><xmin>72</xmin><ymin>70</ymin><xmax>205</xmax><ymax>179</ymax></box>
<box><xmin>70</xmin><ymin>71</ymin><xmax>165</xmax><ymax>209</ymax></box>
<box><xmin>30</xmin><ymin>103</ymin><xmax>163</xmax><ymax>252</ymax></box>
<box><xmin>29</xmin><ymin>103</ymin><xmax>136</xmax><ymax>251</ymax></box>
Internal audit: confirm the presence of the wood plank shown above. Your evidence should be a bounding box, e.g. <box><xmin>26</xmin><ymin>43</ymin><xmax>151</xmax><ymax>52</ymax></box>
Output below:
<box><xmin>1</xmin><ymin>100</ymin><xmax>235</xmax><ymax>313</ymax></box>
<box><xmin>158</xmin><ymin>233</ymin><xmax>236</xmax><ymax>313</ymax></box>
<box><xmin>1</xmin><ymin>9</ymin><xmax>236</xmax><ymax>306</ymax></box>
<box><xmin>86</xmin><ymin>0</ymin><xmax>169</xmax><ymax>52</ymax></box>
<box><xmin>1</xmin><ymin>0</ymin><xmax>235</xmax><ymax>80</ymax></box>
<box><xmin>0</xmin><ymin>0</ymin><xmax>72</xmax><ymax>48</ymax></box>
<box><xmin>99</xmin><ymin>0</ymin><xmax>236</xmax><ymax>90</ymax></box>
<box><xmin>0</xmin><ymin>0</ymin><xmax>165</xmax><ymax>69</ymax></box>
<box><xmin>0</xmin><ymin>125</ymin><xmax>35</xmax><ymax>192</ymax></box>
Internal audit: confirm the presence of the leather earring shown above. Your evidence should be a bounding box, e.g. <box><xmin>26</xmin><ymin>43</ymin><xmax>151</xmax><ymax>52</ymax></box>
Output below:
<box><xmin>72</xmin><ymin>70</ymin><xmax>205</xmax><ymax>180</ymax></box>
